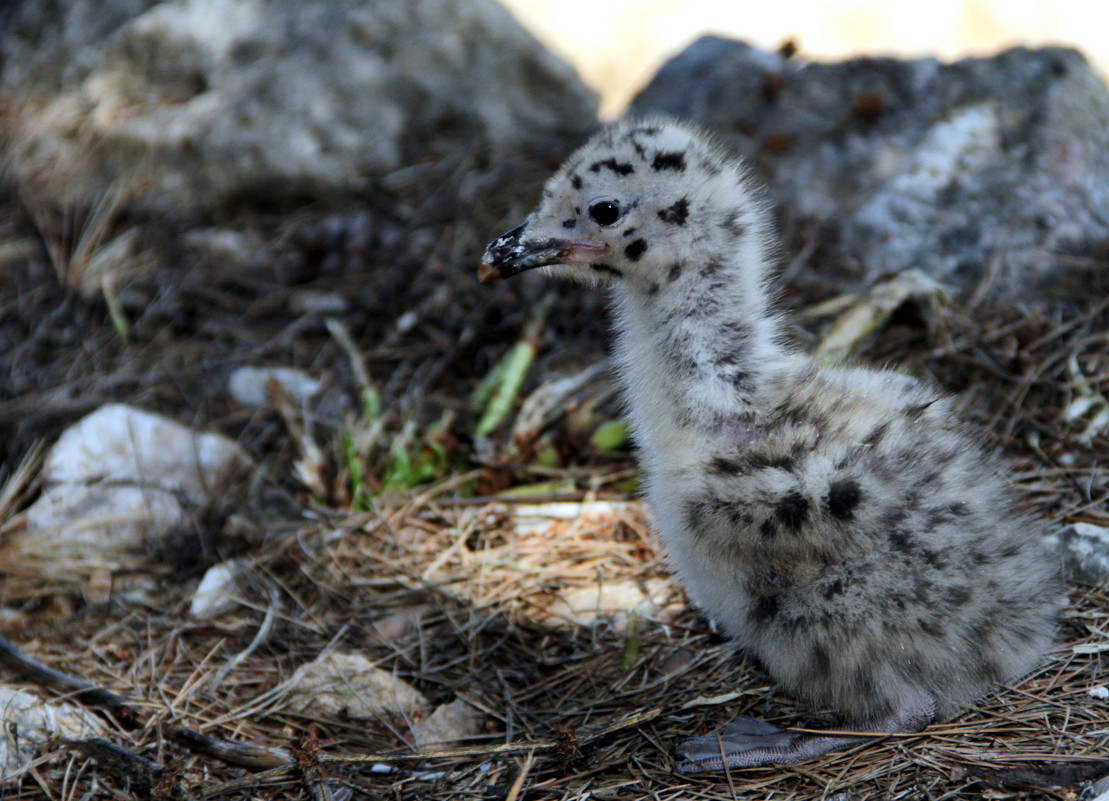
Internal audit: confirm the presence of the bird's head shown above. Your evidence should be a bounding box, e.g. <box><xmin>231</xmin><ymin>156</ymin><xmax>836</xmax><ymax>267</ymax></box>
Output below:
<box><xmin>478</xmin><ymin>117</ymin><xmax>768</xmax><ymax>293</ymax></box>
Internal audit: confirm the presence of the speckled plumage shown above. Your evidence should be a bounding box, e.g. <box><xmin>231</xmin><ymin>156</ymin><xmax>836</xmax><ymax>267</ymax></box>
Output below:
<box><xmin>479</xmin><ymin>118</ymin><xmax>1060</xmax><ymax>771</ymax></box>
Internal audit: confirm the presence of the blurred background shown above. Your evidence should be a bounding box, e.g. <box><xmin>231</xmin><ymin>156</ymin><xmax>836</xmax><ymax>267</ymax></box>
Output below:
<box><xmin>506</xmin><ymin>0</ymin><xmax>1109</xmax><ymax>114</ymax></box>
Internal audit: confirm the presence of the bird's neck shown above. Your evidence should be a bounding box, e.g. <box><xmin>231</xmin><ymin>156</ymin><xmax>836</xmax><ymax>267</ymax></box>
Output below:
<box><xmin>609</xmin><ymin>257</ymin><xmax>788</xmax><ymax>458</ymax></box>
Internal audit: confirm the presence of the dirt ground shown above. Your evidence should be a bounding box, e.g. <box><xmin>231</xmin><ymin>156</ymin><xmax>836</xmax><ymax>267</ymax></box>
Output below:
<box><xmin>1</xmin><ymin>154</ymin><xmax>1108</xmax><ymax>800</ymax></box>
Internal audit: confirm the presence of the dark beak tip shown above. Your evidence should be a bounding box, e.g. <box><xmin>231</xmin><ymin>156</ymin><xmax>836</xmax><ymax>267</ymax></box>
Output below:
<box><xmin>477</xmin><ymin>262</ymin><xmax>500</xmax><ymax>283</ymax></box>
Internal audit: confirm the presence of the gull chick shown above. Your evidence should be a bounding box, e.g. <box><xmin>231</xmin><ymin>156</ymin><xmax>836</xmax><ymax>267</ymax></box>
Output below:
<box><xmin>478</xmin><ymin>118</ymin><xmax>1059</xmax><ymax>772</ymax></box>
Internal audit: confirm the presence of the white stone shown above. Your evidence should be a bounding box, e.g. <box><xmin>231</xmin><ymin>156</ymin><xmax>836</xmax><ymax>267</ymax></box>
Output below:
<box><xmin>23</xmin><ymin>483</ymin><xmax>185</xmax><ymax>558</ymax></box>
<box><xmin>285</xmin><ymin>651</ymin><xmax>427</xmax><ymax>718</ymax></box>
<box><xmin>548</xmin><ymin>577</ymin><xmax>672</xmax><ymax>630</ymax></box>
<box><xmin>40</xmin><ymin>404</ymin><xmax>248</xmax><ymax>502</ymax></box>
<box><xmin>7</xmin><ymin>404</ymin><xmax>248</xmax><ymax>578</ymax></box>
<box><xmin>1054</xmin><ymin>522</ymin><xmax>1109</xmax><ymax>584</ymax></box>
<box><xmin>228</xmin><ymin>366</ymin><xmax>323</xmax><ymax>407</ymax></box>
<box><xmin>410</xmin><ymin>698</ymin><xmax>483</xmax><ymax>751</ymax></box>
<box><xmin>0</xmin><ymin>685</ymin><xmax>103</xmax><ymax>781</ymax></box>
<box><xmin>189</xmin><ymin>558</ymin><xmax>248</xmax><ymax>619</ymax></box>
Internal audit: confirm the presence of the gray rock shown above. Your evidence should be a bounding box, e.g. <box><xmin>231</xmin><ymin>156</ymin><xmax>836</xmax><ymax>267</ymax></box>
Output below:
<box><xmin>1</xmin><ymin>0</ymin><xmax>597</xmax><ymax>215</ymax></box>
<box><xmin>1050</xmin><ymin>522</ymin><xmax>1109</xmax><ymax>584</ymax></box>
<box><xmin>631</xmin><ymin>38</ymin><xmax>1109</xmax><ymax>300</ymax></box>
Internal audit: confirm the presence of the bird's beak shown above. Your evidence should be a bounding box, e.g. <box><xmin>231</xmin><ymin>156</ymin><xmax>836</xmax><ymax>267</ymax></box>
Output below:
<box><xmin>478</xmin><ymin>221</ymin><xmax>606</xmax><ymax>282</ymax></box>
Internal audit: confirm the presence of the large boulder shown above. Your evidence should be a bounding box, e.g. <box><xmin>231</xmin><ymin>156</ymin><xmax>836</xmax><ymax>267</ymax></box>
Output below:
<box><xmin>0</xmin><ymin>0</ymin><xmax>598</xmax><ymax>215</ymax></box>
<box><xmin>631</xmin><ymin>38</ymin><xmax>1109</xmax><ymax>300</ymax></box>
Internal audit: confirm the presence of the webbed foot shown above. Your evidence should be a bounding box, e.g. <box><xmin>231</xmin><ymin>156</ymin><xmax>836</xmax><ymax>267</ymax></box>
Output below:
<box><xmin>674</xmin><ymin>716</ymin><xmax>859</xmax><ymax>772</ymax></box>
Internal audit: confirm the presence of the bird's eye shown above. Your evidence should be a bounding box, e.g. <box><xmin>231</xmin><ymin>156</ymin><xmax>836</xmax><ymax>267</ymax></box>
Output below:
<box><xmin>588</xmin><ymin>200</ymin><xmax>622</xmax><ymax>226</ymax></box>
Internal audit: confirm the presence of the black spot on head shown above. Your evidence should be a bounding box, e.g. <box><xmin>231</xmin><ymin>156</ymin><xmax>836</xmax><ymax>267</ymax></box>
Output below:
<box><xmin>698</xmin><ymin>158</ymin><xmax>722</xmax><ymax>177</ymax></box>
<box><xmin>590</xmin><ymin>263</ymin><xmax>623</xmax><ymax>277</ymax></box>
<box><xmin>647</xmin><ymin>282</ymin><xmax>660</xmax><ymax>297</ymax></box>
<box><xmin>889</xmin><ymin>529</ymin><xmax>914</xmax><ymax>553</ymax></box>
<box><xmin>667</xmin><ymin>262</ymin><xmax>683</xmax><ymax>282</ymax></box>
<box><xmin>774</xmin><ymin>491</ymin><xmax>810</xmax><ymax>532</ymax></box>
<box><xmin>823</xmin><ymin>578</ymin><xmax>844</xmax><ymax>600</ymax></box>
<box><xmin>722</xmin><ymin>211</ymin><xmax>746</xmax><ymax>238</ymax></box>
<box><xmin>658</xmin><ymin>197</ymin><xmax>690</xmax><ymax>226</ymax></box>
<box><xmin>651</xmin><ymin>150</ymin><xmax>687</xmax><ymax>172</ymax></box>
<box><xmin>826</xmin><ymin>479</ymin><xmax>863</xmax><ymax>522</ymax></box>
<box><xmin>561</xmin><ymin>218</ymin><xmax>577</xmax><ymax>229</ymax></box>
<box><xmin>624</xmin><ymin>238</ymin><xmax>648</xmax><ymax>262</ymax></box>
<box><xmin>589</xmin><ymin>158</ymin><xmax>634</xmax><ymax>176</ymax></box>
<box><xmin>749</xmin><ymin>593</ymin><xmax>780</xmax><ymax>624</ymax></box>
<box><xmin>699</xmin><ymin>261</ymin><xmax>722</xmax><ymax>278</ymax></box>
<box><xmin>905</xmin><ymin>399</ymin><xmax>938</xmax><ymax>419</ymax></box>
<box><xmin>759</xmin><ymin>518</ymin><xmax>778</xmax><ymax>539</ymax></box>
<box><xmin>622</xmin><ymin>227</ymin><xmax>637</xmax><ymax>238</ymax></box>
<box><xmin>729</xmin><ymin>371</ymin><xmax>751</xmax><ymax>390</ymax></box>
<box><xmin>570</xmin><ymin>174</ymin><xmax>582</xmax><ymax>190</ymax></box>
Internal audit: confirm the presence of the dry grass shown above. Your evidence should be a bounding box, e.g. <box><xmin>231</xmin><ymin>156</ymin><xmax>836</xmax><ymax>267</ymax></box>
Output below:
<box><xmin>1</xmin><ymin>159</ymin><xmax>1108</xmax><ymax>800</ymax></box>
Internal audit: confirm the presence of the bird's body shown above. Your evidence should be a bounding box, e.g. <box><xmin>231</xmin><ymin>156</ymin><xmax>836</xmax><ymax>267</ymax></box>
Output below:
<box><xmin>479</xmin><ymin>118</ymin><xmax>1059</xmax><ymax>771</ymax></box>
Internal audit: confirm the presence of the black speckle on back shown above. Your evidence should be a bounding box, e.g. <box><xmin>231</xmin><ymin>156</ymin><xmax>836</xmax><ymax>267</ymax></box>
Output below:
<box><xmin>561</xmin><ymin>218</ymin><xmax>577</xmax><ymax>229</ymax></box>
<box><xmin>760</xmin><ymin>518</ymin><xmax>778</xmax><ymax>539</ymax></box>
<box><xmin>658</xmin><ymin>197</ymin><xmax>690</xmax><ymax>226</ymax></box>
<box><xmin>709</xmin><ymin>456</ymin><xmax>743</xmax><ymax>475</ymax></box>
<box><xmin>589</xmin><ymin>158</ymin><xmax>634</xmax><ymax>176</ymax></box>
<box><xmin>651</xmin><ymin>150</ymin><xmax>687</xmax><ymax>172</ymax></box>
<box><xmin>826</xmin><ymin>479</ymin><xmax>863</xmax><ymax>521</ymax></box>
<box><xmin>809</xmin><ymin>642</ymin><xmax>831</xmax><ymax>679</ymax></box>
<box><xmin>920</xmin><ymin>618</ymin><xmax>944</xmax><ymax>638</ymax></box>
<box><xmin>647</xmin><ymin>282</ymin><xmax>660</xmax><ymax>297</ymax></box>
<box><xmin>570</xmin><ymin>174</ymin><xmax>582</xmax><ymax>190</ymax></box>
<box><xmin>749</xmin><ymin>452</ymin><xmax>797</xmax><ymax>472</ymax></box>
<box><xmin>946</xmin><ymin>586</ymin><xmax>972</xmax><ymax>607</ymax></box>
<box><xmin>590</xmin><ymin>263</ymin><xmax>623</xmax><ymax>277</ymax></box>
<box><xmin>864</xmin><ymin>421</ymin><xmax>890</xmax><ymax>446</ymax></box>
<box><xmin>921</xmin><ymin>548</ymin><xmax>948</xmax><ymax>569</ymax></box>
<box><xmin>624</xmin><ymin>238</ymin><xmax>648</xmax><ymax>262</ymax></box>
<box><xmin>683</xmin><ymin>498</ymin><xmax>707</xmax><ymax>535</ymax></box>
<box><xmin>774</xmin><ymin>491</ymin><xmax>810</xmax><ymax>532</ymax></box>
<box><xmin>749</xmin><ymin>593</ymin><xmax>780</xmax><ymax>624</ymax></box>
<box><xmin>667</xmin><ymin>262</ymin><xmax>683</xmax><ymax>282</ymax></box>
<box><xmin>823</xmin><ymin>578</ymin><xmax>844</xmax><ymax>600</ymax></box>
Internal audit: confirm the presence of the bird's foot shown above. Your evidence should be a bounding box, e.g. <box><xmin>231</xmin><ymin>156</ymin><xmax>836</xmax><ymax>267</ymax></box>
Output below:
<box><xmin>674</xmin><ymin>699</ymin><xmax>934</xmax><ymax>773</ymax></box>
<box><xmin>674</xmin><ymin>716</ymin><xmax>862</xmax><ymax>772</ymax></box>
